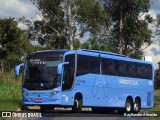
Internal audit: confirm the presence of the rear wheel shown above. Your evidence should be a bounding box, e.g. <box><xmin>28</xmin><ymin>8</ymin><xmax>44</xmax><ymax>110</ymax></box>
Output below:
<box><xmin>72</xmin><ymin>95</ymin><xmax>82</xmax><ymax>112</ymax></box>
<box><xmin>133</xmin><ymin>99</ymin><xmax>140</xmax><ymax>113</ymax></box>
<box><xmin>125</xmin><ymin>99</ymin><xmax>133</xmax><ymax>113</ymax></box>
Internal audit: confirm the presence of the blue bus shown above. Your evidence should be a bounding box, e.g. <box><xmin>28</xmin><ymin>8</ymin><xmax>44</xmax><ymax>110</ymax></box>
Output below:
<box><xmin>15</xmin><ymin>49</ymin><xmax>154</xmax><ymax>113</ymax></box>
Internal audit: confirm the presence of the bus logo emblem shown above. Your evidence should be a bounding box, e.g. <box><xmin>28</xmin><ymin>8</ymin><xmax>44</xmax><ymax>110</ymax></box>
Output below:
<box><xmin>40</xmin><ymin>83</ymin><xmax>44</xmax><ymax>87</ymax></box>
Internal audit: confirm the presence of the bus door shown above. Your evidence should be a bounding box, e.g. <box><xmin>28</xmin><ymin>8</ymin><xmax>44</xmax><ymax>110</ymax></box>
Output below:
<box><xmin>61</xmin><ymin>53</ymin><xmax>76</xmax><ymax>106</ymax></box>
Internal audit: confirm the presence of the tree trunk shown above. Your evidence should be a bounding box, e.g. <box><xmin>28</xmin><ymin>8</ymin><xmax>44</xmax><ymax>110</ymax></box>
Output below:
<box><xmin>118</xmin><ymin>6</ymin><xmax>123</xmax><ymax>54</ymax></box>
<box><xmin>0</xmin><ymin>61</ymin><xmax>4</xmax><ymax>78</ymax></box>
<box><xmin>67</xmin><ymin>1</ymin><xmax>73</xmax><ymax>50</ymax></box>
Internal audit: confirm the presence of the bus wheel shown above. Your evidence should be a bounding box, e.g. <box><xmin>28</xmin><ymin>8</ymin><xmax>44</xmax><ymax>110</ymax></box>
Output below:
<box><xmin>91</xmin><ymin>107</ymin><xmax>98</xmax><ymax>113</ymax></box>
<box><xmin>133</xmin><ymin>99</ymin><xmax>140</xmax><ymax>113</ymax></box>
<box><xmin>125</xmin><ymin>99</ymin><xmax>133</xmax><ymax>113</ymax></box>
<box><xmin>40</xmin><ymin>105</ymin><xmax>54</xmax><ymax>112</ymax></box>
<box><xmin>72</xmin><ymin>95</ymin><xmax>82</xmax><ymax>112</ymax></box>
<box><xmin>40</xmin><ymin>106</ymin><xmax>47</xmax><ymax>112</ymax></box>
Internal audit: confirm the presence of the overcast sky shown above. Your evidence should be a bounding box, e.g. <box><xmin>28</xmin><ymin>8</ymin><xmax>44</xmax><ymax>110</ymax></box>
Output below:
<box><xmin>0</xmin><ymin>0</ymin><xmax>160</xmax><ymax>69</ymax></box>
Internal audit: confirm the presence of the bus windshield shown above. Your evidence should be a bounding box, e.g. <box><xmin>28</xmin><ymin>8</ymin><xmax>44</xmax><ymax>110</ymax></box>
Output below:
<box><xmin>23</xmin><ymin>57</ymin><xmax>62</xmax><ymax>90</ymax></box>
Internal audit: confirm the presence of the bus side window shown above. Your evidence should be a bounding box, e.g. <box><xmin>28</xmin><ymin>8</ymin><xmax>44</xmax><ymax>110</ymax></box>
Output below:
<box><xmin>136</xmin><ymin>63</ymin><xmax>144</xmax><ymax>79</ymax></box>
<box><xmin>102</xmin><ymin>58</ymin><xmax>115</xmax><ymax>76</ymax></box>
<box><xmin>115</xmin><ymin>60</ymin><xmax>126</xmax><ymax>77</ymax></box>
<box><xmin>144</xmin><ymin>64</ymin><xmax>152</xmax><ymax>80</ymax></box>
<box><xmin>126</xmin><ymin>62</ymin><xmax>136</xmax><ymax>78</ymax></box>
<box><xmin>77</xmin><ymin>55</ymin><xmax>100</xmax><ymax>76</ymax></box>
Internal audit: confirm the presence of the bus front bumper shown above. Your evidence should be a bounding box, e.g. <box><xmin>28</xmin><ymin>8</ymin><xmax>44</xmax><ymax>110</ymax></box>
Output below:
<box><xmin>23</xmin><ymin>94</ymin><xmax>61</xmax><ymax>106</ymax></box>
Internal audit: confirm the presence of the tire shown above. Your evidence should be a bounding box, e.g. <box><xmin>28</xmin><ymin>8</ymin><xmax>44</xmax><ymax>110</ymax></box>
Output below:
<box><xmin>40</xmin><ymin>105</ymin><xmax>54</xmax><ymax>112</ymax></box>
<box><xmin>125</xmin><ymin>99</ymin><xmax>133</xmax><ymax>113</ymax></box>
<box><xmin>133</xmin><ymin>99</ymin><xmax>140</xmax><ymax>113</ymax></box>
<box><xmin>91</xmin><ymin>107</ymin><xmax>99</xmax><ymax>113</ymax></box>
<box><xmin>40</xmin><ymin>106</ymin><xmax>47</xmax><ymax>112</ymax></box>
<box><xmin>72</xmin><ymin>96</ymin><xmax>82</xmax><ymax>112</ymax></box>
<box><xmin>21</xmin><ymin>105</ymin><xmax>28</xmax><ymax>111</ymax></box>
<box><xmin>92</xmin><ymin>107</ymin><xmax>109</xmax><ymax>113</ymax></box>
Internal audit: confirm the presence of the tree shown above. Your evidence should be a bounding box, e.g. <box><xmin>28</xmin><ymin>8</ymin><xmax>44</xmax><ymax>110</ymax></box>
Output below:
<box><xmin>20</xmin><ymin>0</ymin><xmax>111</xmax><ymax>50</ymax></box>
<box><xmin>154</xmin><ymin>62</ymin><xmax>160</xmax><ymax>90</ymax></box>
<box><xmin>22</xmin><ymin>0</ymin><xmax>68</xmax><ymax>49</ymax></box>
<box><xmin>0</xmin><ymin>18</ymin><xmax>30</xmax><ymax>72</ymax></box>
<box><xmin>75</xmin><ymin>0</ymin><xmax>111</xmax><ymax>36</ymax></box>
<box><xmin>155</xmin><ymin>14</ymin><xmax>160</xmax><ymax>41</ymax></box>
<box><xmin>103</xmin><ymin>0</ymin><xmax>153</xmax><ymax>59</ymax></box>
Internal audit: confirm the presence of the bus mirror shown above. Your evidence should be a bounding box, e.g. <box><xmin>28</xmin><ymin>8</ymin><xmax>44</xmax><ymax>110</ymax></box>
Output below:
<box><xmin>15</xmin><ymin>63</ymin><xmax>24</xmax><ymax>76</ymax></box>
<box><xmin>57</xmin><ymin>62</ymin><xmax>69</xmax><ymax>75</ymax></box>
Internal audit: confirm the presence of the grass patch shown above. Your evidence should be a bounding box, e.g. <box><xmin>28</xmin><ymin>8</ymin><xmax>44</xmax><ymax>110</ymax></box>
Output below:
<box><xmin>0</xmin><ymin>73</ymin><xmax>22</xmax><ymax>119</ymax></box>
<box><xmin>0</xmin><ymin>102</ymin><xmax>21</xmax><ymax>111</ymax></box>
<box><xmin>0</xmin><ymin>80</ymin><xmax>22</xmax><ymax>102</ymax></box>
<box><xmin>0</xmin><ymin>71</ymin><xmax>22</xmax><ymax>102</ymax></box>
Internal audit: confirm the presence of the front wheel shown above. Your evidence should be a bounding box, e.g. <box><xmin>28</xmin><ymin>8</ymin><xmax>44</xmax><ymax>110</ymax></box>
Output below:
<box><xmin>40</xmin><ymin>105</ymin><xmax>54</xmax><ymax>112</ymax></box>
<box><xmin>72</xmin><ymin>96</ymin><xmax>82</xmax><ymax>112</ymax></box>
<box><xmin>40</xmin><ymin>106</ymin><xmax>47</xmax><ymax>112</ymax></box>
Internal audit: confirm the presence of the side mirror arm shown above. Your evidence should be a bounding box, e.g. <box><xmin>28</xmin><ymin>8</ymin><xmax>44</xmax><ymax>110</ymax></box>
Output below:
<box><xmin>57</xmin><ymin>62</ymin><xmax>69</xmax><ymax>75</ymax></box>
<box><xmin>15</xmin><ymin>63</ymin><xmax>24</xmax><ymax>76</ymax></box>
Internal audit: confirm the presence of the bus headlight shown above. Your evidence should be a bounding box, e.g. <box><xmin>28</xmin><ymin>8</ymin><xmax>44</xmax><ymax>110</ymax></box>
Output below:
<box><xmin>23</xmin><ymin>92</ymin><xmax>28</xmax><ymax>96</ymax></box>
<box><xmin>50</xmin><ymin>91</ymin><xmax>59</xmax><ymax>97</ymax></box>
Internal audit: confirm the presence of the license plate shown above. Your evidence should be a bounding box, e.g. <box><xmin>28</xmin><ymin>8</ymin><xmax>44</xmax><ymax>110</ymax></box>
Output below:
<box><xmin>35</xmin><ymin>98</ymin><xmax>42</xmax><ymax>103</ymax></box>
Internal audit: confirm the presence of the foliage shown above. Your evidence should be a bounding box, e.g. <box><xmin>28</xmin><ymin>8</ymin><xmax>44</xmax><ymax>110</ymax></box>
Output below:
<box><xmin>103</xmin><ymin>0</ymin><xmax>153</xmax><ymax>59</ymax></box>
<box><xmin>0</xmin><ymin>18</ymin><xmax>28</xmax><ymax>57</ymax></box>
<box><xmin>20</xmin><ymin>0</ymin><xmax>111</xmax><ymax>50</ymax></box>
<box><xmin>0</xmin><ymin>18</ymin><xmax>30</xmax><ymax>72</ymax></box>
<box><xmin>81</xmin><ymin>36</ymin><xmax>117</xmax><ymax>52</ymax></box>
<box><xmin>73</xmin><ymin>39</ymin><xmax>81</xmax><ymax>50</ymax></box>
<box><xmin>154</xmin><ymin>62</ymin><xmax>160</xmax><ymax>90</ymax></box>
<box><xmin>8</xmin><ymin>0</ymin><xmax>154</xmax><ymax>61</ymax></box>
<box><xmin>0</xmin><ymin>80</ymin><xmax>22</xmax><ymax>102</ymax></box>
<box><xmin>75</xmin><ymin>0</ymin><xmax>111</xmax><ymax>36</ymax></box>
<box><xmin>24</xmin><ymin>0</ymin><xmax>68</xmax><ymax>49</ymax></box>
<box><xmin>0</xmin><ymin>71</ymin><xmax>22</xmax><ymax>102</ymax></box>
<box><xmin>155</xmin><ymin>14</ymin><xmax>160</xmax><ymax>41</ymax></box>
<box><xmin>3</xmin><ymin>54</ymin><xmax>21</xmax><ymax>71</ymax></box>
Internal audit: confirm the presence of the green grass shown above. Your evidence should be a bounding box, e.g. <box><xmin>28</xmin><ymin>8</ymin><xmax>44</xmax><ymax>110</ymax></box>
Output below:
<box><xmin>0</xmin><ymin>71</ymin><xmax>22</xmax><ymax>102</ymax></box>
<box><xmin>0</xmin><ymin>73</ymin><xmax>22</xmax><ymax>120</ymax></box>
<box><xmin>0</xmin><ymin>80</ymin><xmax>22</xmax><ymax>102</ymax></box>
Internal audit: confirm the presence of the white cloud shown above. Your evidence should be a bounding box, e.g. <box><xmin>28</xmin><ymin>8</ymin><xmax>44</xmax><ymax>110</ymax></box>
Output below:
<box><xmin>0</xmin><ymin>0</ymin><xmax>38</xmax><ymax>19</ymax></box>
<box><xmin>139</xmin><ymin>9</ymin><xmax>157</xmax><ymax>20</ymax></box>
<box><xmin>143</xmin><ymin>43</ymin><xmax>160</xmax><ymax>69</ymax></box>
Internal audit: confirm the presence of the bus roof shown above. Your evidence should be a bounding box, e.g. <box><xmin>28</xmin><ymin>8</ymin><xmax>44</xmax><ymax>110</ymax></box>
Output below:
<box><xmin>76</xmin><ymin>49</ymin><xmax>153</xmax><ymax>65</ymax></box>
<box><xmin>27</xmin><ymin>49</ymin><xmax>153</xmax><ymax>65</ymax></box>
<box><xmin>28</xmin><ymin>49</ymin><xmax>69</xmax><ymax>58</ymax></box>
<box><xmin>80</xmin><ymin>49</ymin><xmax>127</xmax><ymax>57</ymax></box>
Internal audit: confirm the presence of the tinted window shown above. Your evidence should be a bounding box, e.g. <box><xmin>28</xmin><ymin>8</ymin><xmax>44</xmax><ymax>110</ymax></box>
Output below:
<box><xmin>144</xmin><ymin>64</ymin><xmax>152</xmax><ymax>79</ymax></box>
<box><xmin>102</xmin><ymin>58</ymin><xmax>115</xmax><ymax>75</ymax></box>
<box><xmin>115</xmin><ymin>60</ymin><xmax>126</xmax><ymax>76</ymax></box>
<box><xmin>77</xmin><ymin>54</ymin><xmax>100</xmax><ymax>76</ymax></box>
<box><xmin>136</xmin><ymin>63</ymin><xmax>152</xmax><ymax>80</ymax></box>
<box><xmin>126</xmin><ymin>62</ymin><xmax>136</xmax><ymax>78</ymax></box>
<box><xmin>102</xmin><ymin>58</ymin><xmax>152</xmax><ymax>80</ymax></box>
